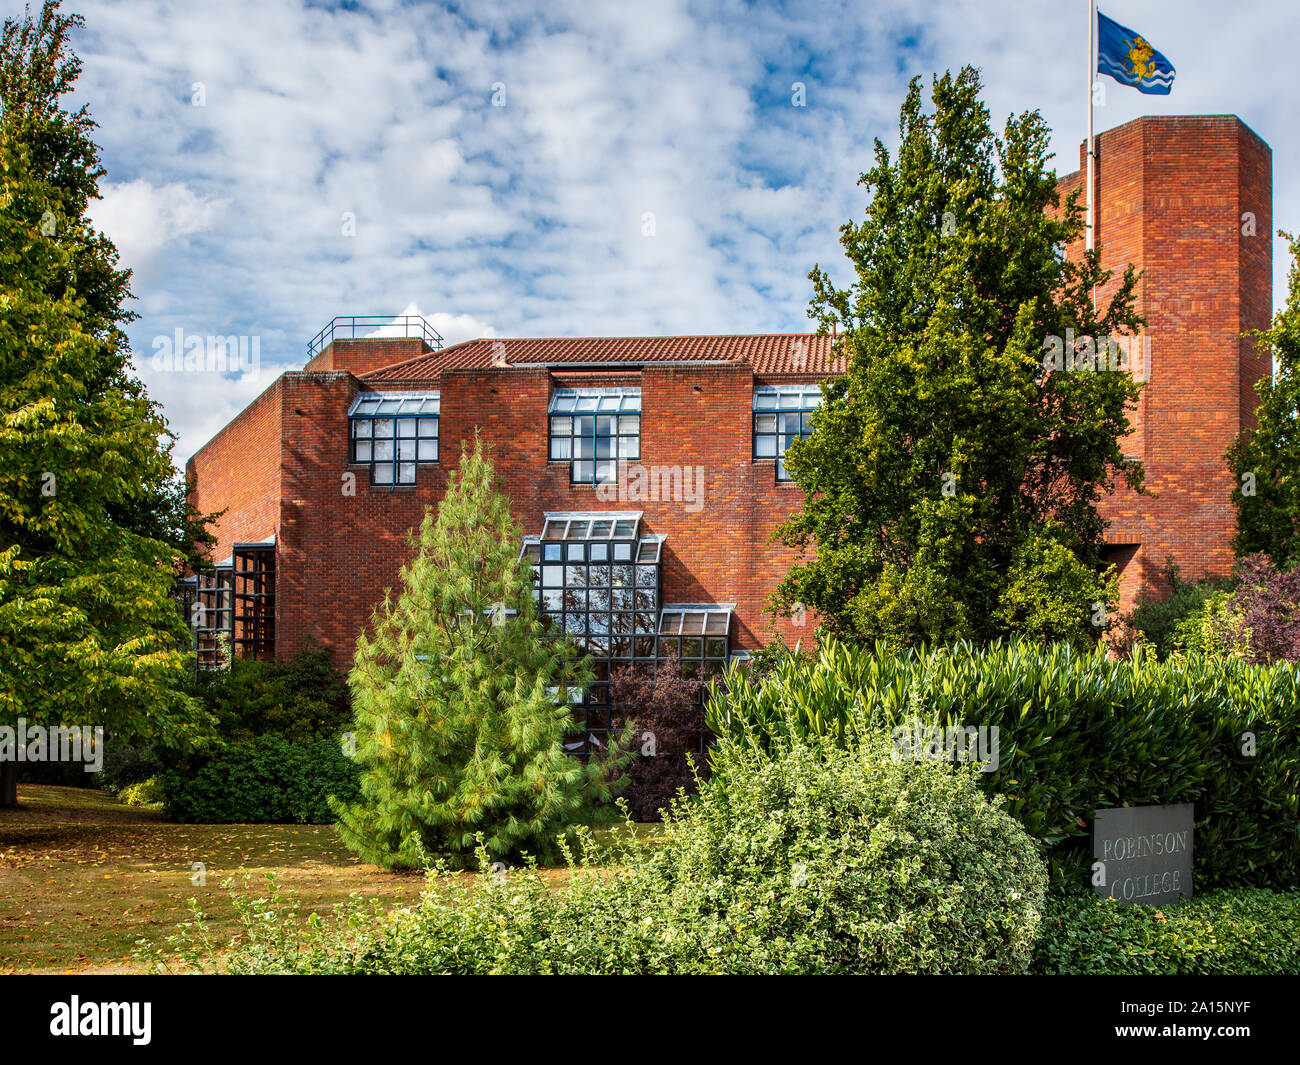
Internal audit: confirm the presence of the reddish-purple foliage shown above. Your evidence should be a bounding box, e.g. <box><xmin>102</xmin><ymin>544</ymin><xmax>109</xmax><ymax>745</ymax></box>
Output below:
<box><xmin>609</xmin><ymin>657</ymin><xmax>709</xmax><ymax>822</ymax></box>
<box><xmin>1228</xmin><ymin>553</ymin><xmax>1300</xmax><ymax>664</ymax></box>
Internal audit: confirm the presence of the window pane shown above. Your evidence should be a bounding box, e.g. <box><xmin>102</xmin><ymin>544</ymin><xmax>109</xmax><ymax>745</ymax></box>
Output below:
<box><xmin>373</xmin><ymin>439</ymin><xmax>394</xmax><ymax>461</ymax></box>
<box><xmin>567</xmin><ymin>543</ymin><xmax>585</xmax><ymax>561</ymax></box>
<box><xmin>755</xmin><ymin>434</ymin><xmax>777</xmax><ymax>458</ymax></box>
<box><xmin>397</xmin><ymin>439</ymin><xmax>416</xmax><ymax>460</ymax></box>
<box><xmin>595</xmin><ymin>460</ymin><xmax>617</xmax><ymax>483</ymax></box>
<box><xmin>619</xmin><ymin>437</ymin><xmax>639</xmax><ymax>460</ymax></box>
<box><xmin>573</xmin><ymin>436</ymin><xmax>594</xmax><ymax>458</ymax></box>
<box><xmin>353</xmin><ymin>441</ymin><xmax>372</xmax><ymax>462</ymax></box>
<box><xmin>589</xmin><ymin>544</ymin><xmax>609</xmax><ymax>563</ymax></box>
<box><xmin>754</xmin><ymin>392</ymin><xmax>778</xmax><ymax>410</ymax></box>
<box><xmin>619</xmin><ymin>415</ymin><xmax>640</xmax><ymax>435</ymax></box>
<box><xmin>418</xmin><ymin>418</ymin><xmax>438</xmax><ymax>437</ymax></box>
<box><xmin>352</xmin><ymin>419</ymin><xmax>372</xmax><ymax>438</ymax></box>
<box><xmin>397</xmin><ymin>462</ymin><xmax>416</xmax><ymax>484</ymax></box>
<box><xmin>373</xmin><ymin>417</ymin><xmax>394</xmax><ymax>437</ymax></box>
<box><xmin>596</xmin><ymin>437</ymin><xmax>615</xmax><ymax>459</ymax></box>
<box><xmin>755</xmin><ymin>413</ymin><xmax>777</xmax><ymax>434</ymax></box>
<box><xmin>596</xmin><ymin>415</ymin><xmax>615</xmax><ymax>435</ymax></box>
<box><xmin>373</xmin><ymin>463</ymin><xmax>393</xmax><ymax>484</ymax></box>
<box><xmin>550</xmin><ymin>437</ymin><xmax>572</xmax><ymax>460</ymax></box>
<box><xmin>573</xmin><ymin>461</ymin><xmax>594</xmax><ymax>483</ymax></box>
<box><xmin>417</xmin><ymin>440</ymin><xmax>437</xmax><ymax>461</ymax></box>
<box><xmin>613</xmin><ymin>519</ymin><xmax>637</xmax><ymax>537</ymax></box>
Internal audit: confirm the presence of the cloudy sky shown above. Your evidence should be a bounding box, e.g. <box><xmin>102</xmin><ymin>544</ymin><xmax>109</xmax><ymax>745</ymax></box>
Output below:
<box><xmin>39</xmin><ymin>0</ymin><xmax>1300</xmax><ymax>461</ymax></box>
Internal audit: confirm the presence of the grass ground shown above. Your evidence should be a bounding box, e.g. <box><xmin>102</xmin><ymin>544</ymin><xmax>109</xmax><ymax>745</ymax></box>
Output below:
<box><xmin>1</xmin><ymin>784</ymin><xmax>648</xmax><ymax>974</ymax></box>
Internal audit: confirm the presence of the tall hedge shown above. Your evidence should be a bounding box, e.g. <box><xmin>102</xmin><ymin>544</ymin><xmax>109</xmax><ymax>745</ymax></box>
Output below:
<box><xmin>162</xmin><ymin>736</ymin><xmax>359</xmax><ymax>824</ymax></box>
<box><xmin>706</xmin><ymin>640</ymin><xmax>1300</xmax><ymax>889</ymax></box>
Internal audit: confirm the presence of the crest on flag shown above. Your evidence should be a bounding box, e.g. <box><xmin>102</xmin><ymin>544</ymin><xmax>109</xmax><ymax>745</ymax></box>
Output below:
<box><xmin>1097</xmin><ymin>11</ymin><xmax>1175</xmax><ymax>95</ymax></box>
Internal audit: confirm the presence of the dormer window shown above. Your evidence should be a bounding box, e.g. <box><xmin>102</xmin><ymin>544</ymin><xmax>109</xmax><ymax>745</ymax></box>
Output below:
<box><xmin>348</xmin><ymin>391</ymin><xmax>440</xmax><ymax>486</ymax></box>
<box><xmin>548</xmin><ymin>388</ymin><xmax>641</xmax><ymax>485</ymax></box>
<box><xmin>753</xmin><ymin>385</ymin><xmax>822</xmax><ymax>482</ymax></box>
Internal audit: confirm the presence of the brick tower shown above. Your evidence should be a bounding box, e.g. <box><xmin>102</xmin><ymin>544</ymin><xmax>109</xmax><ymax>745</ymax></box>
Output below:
<box><xmin>1058</xmin><ymin>115</ymin><xmax>1273</xmax><ymax>610</ymax></box>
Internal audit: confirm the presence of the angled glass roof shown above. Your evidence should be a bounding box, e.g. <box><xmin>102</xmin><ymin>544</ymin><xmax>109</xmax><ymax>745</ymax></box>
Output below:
<box><xmin>538</xmin><ymin>511</ymin><xmax>643</xmax><ymax>540</ymax></box>
<box><xmin>753</xmin><ymin>385</ymin><xmax>823</xmax><ymax>411</ymax></box>
<box><xmin>658</xmin><ymin>604</ymin><xmax>734</xmax><ymax>636</ymax></box>
<box><xmin>348</xmin><ymin>390</ymin><xmax>441</xmax><ymax>417</ymax></box>
<box><xmin>548</xmin><ymin>387</ymin><xmax>641</xmax><ymax>414</ymax></box>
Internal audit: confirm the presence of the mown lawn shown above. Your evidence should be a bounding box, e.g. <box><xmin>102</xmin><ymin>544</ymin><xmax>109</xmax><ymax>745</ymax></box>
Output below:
<box><xmin>1</xmin><ymin>784</ymin><xmax>655</xmax><ymax>974</ymax></box>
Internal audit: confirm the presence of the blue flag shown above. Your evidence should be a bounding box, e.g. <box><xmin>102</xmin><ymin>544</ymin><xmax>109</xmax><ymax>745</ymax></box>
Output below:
<box><xmin>1097</xmin><ymin>11</ymin><xmax>1175</xmax><ymax>94</ymax></box>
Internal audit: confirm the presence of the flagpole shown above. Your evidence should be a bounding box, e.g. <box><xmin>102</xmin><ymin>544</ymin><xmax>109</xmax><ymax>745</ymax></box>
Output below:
<box><xmin>1086</xmin><ymin>0</ymin><xmax>1095</xmax><ymax>254</ymax></box>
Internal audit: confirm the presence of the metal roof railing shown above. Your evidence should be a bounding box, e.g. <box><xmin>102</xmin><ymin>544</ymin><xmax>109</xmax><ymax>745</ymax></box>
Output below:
<box><xmin>306</xmin><ymin>315</ymin><xmax>444</xmax><ymax>359</ymax></box>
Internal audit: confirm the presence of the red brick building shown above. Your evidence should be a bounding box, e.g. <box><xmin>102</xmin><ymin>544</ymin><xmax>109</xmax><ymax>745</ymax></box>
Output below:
<box><xmin>186</xmin><ymin>114</ymin><xmax>1272</xmax><ymax>738</ymax></box>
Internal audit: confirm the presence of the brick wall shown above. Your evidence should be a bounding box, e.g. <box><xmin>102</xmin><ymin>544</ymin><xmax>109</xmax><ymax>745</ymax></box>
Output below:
<box><xmin>304</xmin><ymin>338</ymin><xmax>434</xmax><ymax>377</ymax></box>
<box><xmin>267</xmin><ymin>360</ymin><xmax>819</xmax><ymax>663</ymax></box>
<box><xmin>186</xmin><ymin>375</ymin><xmax>284</xmax><ymax>562</ymax></box>
<box><xmin>1057</xmin><ymin>115</ymin><xmax>1272</xmax><ymax>612</ymax></box>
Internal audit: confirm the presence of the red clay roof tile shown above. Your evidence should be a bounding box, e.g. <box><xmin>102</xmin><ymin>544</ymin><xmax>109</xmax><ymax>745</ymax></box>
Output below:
<box><xmin>358</xmin><ymin>333</ymin><xmax>846</xmax><ymax>382</ymax></box>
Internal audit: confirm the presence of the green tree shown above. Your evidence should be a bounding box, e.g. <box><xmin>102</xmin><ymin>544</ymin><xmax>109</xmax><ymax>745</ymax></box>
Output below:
<box><xmin>333</xmin><ymin>437</ymin><xmax>629</xmax><ymax>870</ymax></box>
<box><xmin>773</xmin><ymin>67</ymin><xmax>1143</xmax><ymax>648</ymax></box>
<box><xmin>1228</xmin><ymin>232</ymin><xmax>1300</xmax><ymax>569</ymax></box>
<box><xmin>0</xmin><ymin>1</ymin><xmax>212</xmax><ymax>806</ymax></box>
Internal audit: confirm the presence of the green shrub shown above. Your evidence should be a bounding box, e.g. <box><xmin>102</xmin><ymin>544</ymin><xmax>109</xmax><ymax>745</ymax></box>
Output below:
<box><xmin>1128</xmin><ymin>561</ymin><xmax>1236</xmax><ymax>659</ymax></box>
<box><xmin>99</xmin><ymin>744</ymin><xmax>163</xmax><ymax>794</ymax></box>
<box><xmin>641</xmin><ymin>730</ymin><xmax>1048</xmax><ymax>974</ymax></box>
<box><xmin>119</xmin><ymin>776</ymin><xmax>164</xmax><ymax>806</ymax></box>
<box><xmin>705</xmin><ymin>638</ymin><xmax>1300</xmax><ymax>890</ymax></box>
<box><xmin>1033</xmin><ymin>886</ymin><xmax>1300</xmax><ymax>974</ymax></box>
<box><xmin>184</xmin><ymin>643</ymin><xmax>351</xmax><ymax>747</ymax></box>
<box><xmin>161</xmin><ymin>735</ymin><xmax>360</xmax><ymax>824</ymax></box>
<box><xmin>158</xmin><ymin>645</ymin><xmax>356</xmax><ymax>823</ymax></box>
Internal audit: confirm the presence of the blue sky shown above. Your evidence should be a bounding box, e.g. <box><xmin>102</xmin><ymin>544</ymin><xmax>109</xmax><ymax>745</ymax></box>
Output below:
<box><xmin>34</xmin><ymin>0</ymin><xmax>1300</xmax><ymax>460</ymax></box>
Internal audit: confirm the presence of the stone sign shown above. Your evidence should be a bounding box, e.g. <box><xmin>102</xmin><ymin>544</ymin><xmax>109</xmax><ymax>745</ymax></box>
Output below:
<box><xmin>1092</xmin><ymin>803</ymin><xmax>1193</xmax><ymax>906</ymax></box>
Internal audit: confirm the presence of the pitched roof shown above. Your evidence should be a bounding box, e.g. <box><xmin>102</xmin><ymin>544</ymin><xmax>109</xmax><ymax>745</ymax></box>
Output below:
<box><xmin>359</xmin><ymin>333</ymin><xmax>846</xmax><ymax>383</ymax></box>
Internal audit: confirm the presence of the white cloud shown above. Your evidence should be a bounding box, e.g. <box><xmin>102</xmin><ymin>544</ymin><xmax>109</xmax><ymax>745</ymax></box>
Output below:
<box><xmin>88</xmin><ymin>180</ymin><xmax>225</xmax><ymax>278</ymax></box>
<box><xmin>57</xmin><ymin>0</ymin><xmax>1300</xmax><ymax>461</ymax></box>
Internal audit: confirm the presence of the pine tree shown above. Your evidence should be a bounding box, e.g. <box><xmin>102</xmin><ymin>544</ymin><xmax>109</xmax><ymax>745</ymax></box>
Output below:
<box><xmin>1228</xmin><ymin>233</ymin><xmax>1300</xmax><ymax>570</ymax></box>
<box><xmin>773</xmin><ymin>68</ymin><xmax>1143</xmax><ymax>648</ymax></box>
<box><xmin>333</xmin><ymin>437</ymin><xmax>629</xmax><ymax>870</ymax></box>
<box><xmin>0</xmin><ymin>1</ymin><xmax>211</xmax><ymax>806</ymax></box>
